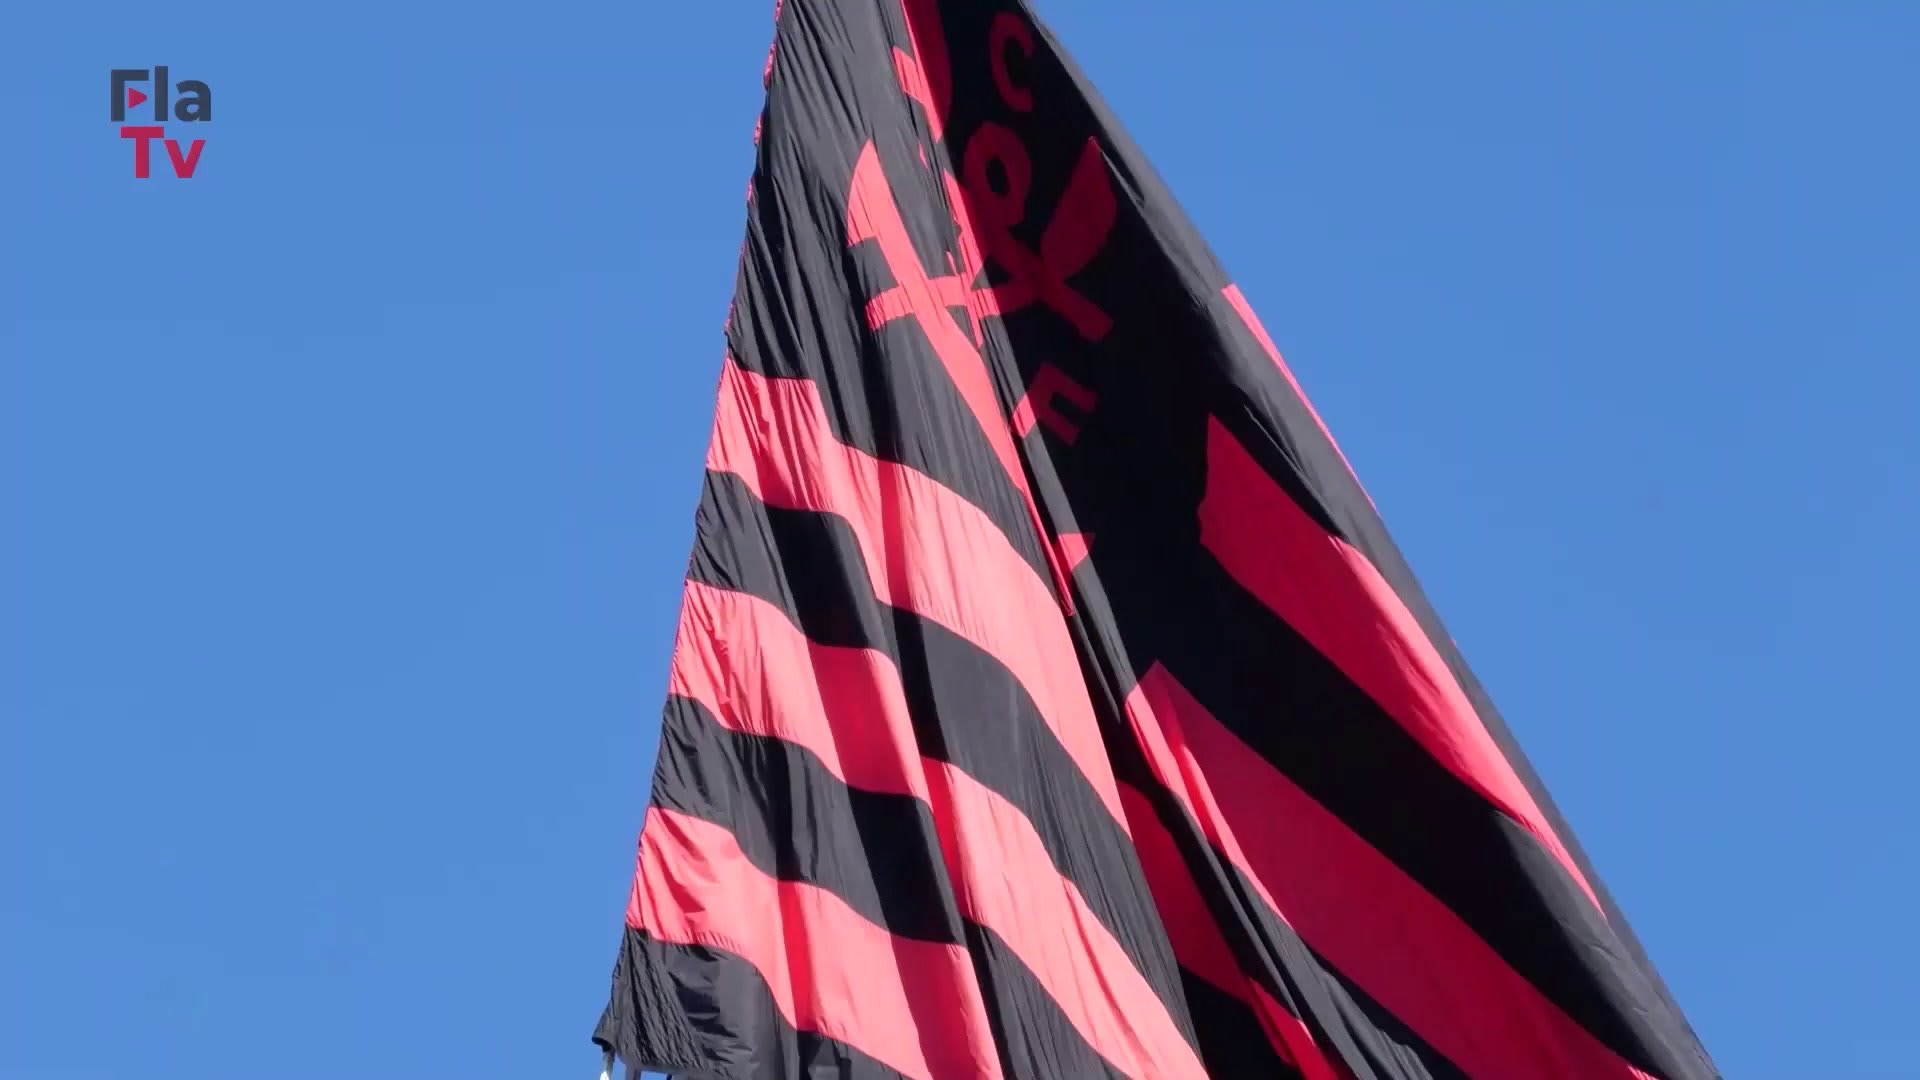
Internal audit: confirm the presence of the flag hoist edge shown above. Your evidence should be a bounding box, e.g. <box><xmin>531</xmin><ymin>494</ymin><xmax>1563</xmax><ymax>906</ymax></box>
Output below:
<box><xmin>592</xmin><ymin>1</ymin><xmax>1718</xmax><ymax>1077</ymax></box>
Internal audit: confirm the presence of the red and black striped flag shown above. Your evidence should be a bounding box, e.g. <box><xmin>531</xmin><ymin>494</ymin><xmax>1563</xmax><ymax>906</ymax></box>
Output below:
<box><xmin>594</xmin><ymin>2</ymin><xmax>1717</xmax><ymax>1077</ymax></box>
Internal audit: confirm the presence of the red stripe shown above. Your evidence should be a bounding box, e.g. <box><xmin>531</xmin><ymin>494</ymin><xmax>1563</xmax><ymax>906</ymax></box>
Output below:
<box><xmin>1222</xmin><ymin>283</ymin><xmax>1370</xmax><ymax>504</ymax></box>
<box><xmin>1126</xmin><ymin>665</ymin><xmax>1655</xmax><ymax>1080</ymax></box>
<box><xmin>925</xmin><ymin>768</ymin><xmax>1206</xmax><ymax>1080</ymax></box>
<box><xmin>1119</xmin><ymin>785</ymin><xmax>1346</xmax><ymax>1080</ymax></box>
<box><xmin>706</xmin><ymin>357</ymin><xmax>1123</xmax><ymax>823</ymax></box>
<box><xmin>630</xmin><ymin>806</ymin><xmax>1002</xmax><ymax>1080</ymax></box>
<box><xmin>667</xmin><ymin>580</ymin><xmax>1207</xmax><ymax>1080</ymax></box>
<box><xmin>1198</xmin><ymin>416</ymin><xmax>1598</xmax><ymax>904</ymax></box>
<box><xmin>669</xmin><ymin>580</ymin><xmax>927</xmax><ymax>800</ymax></box>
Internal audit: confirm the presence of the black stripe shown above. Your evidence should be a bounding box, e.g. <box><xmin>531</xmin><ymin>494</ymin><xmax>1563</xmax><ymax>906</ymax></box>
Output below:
<box><xmin>1113</xmin><ymin>737</ymin><xmax>1470</xmax><ymax>1080</ymax></box>
<box><xmin>964</xmin><ymin>924</ymin><xmax>1131</xmax><ymax>1080</ymax></box>
<box><xmin>1202</xmin><ymin>281</ymin><xmax>1714</xmax><ymax>1080</ymax></box>
<box><xmin>648</xmin><ymin>694</ymin><xmax>1128</xmax><ymax>1080</ymax></box>
<box><xmin>652</xmin><ymin>694</ymin><xmax>965</xmax><ymax>946</ymax></box>
<box><xmin>1178</xmin><ymin>970</ymin><xmax>1306</xmax><ymax>1080</ymax></box>
<box><xmin>595</xmin><ymin>929</ymin><xmax>911</xmax><ymax>1080</ymax></box>
<box><xmin>1297</xmin><ymin>433</ymin><xmax>1717</xmax><ymax>1080</ymax></box>
<box><xmin>689</xmin><ymin>466</ymin><xmax>1203</xmax><ymax>1055</ymax></box>
<box><xmin>1119</xmin><ymin>532</ymin><xmax>1680</xmax><ymax>1076</ymax></box>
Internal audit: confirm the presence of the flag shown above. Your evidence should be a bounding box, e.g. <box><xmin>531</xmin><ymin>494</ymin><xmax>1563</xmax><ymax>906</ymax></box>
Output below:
<box><xmin>593</xmin><ymin>1</ymin><xmax>1718</xmax><ymax>1076</ymax></box>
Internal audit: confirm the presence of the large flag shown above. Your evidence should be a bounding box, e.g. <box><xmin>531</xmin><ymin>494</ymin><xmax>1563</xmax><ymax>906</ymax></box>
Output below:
<box><xmin>594</xmin><ymin>1</ymin><xmax>1717</xmax><ymax>1077</ymax></box>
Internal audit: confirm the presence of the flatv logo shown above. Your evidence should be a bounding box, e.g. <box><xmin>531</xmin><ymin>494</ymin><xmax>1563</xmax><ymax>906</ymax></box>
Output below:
<box><xmin>110</xmin><ymin>67</ymin><xmax>211</xmax><ymax>178</ymax></box>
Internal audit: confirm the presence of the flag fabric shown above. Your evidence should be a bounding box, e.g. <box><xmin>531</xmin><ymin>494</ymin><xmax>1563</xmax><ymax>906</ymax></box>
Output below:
<box><xmin>593</xmin><ymin>1</ymin><xmax>1718</xmax><ymax>1077</ymax></box>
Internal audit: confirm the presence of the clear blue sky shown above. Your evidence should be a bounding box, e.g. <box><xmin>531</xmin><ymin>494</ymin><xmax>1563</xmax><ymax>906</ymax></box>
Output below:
<box><xmin>6</xmin><ymin>3</ymin><xmax>1915</xmax><ymax>1077</ymax></box>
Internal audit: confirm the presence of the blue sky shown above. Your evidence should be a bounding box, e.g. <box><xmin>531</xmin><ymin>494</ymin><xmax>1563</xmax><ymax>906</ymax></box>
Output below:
<box><xmin>6</xmin><ymin>3</ymin><xmax>1916</xmax><ymax>1077</ymax></box>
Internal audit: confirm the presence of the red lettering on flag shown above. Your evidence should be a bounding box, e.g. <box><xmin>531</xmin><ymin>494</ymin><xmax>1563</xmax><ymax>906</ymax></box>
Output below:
<box><xmin>963</xmin><ymin>129</ymin><xmax>1116</xmax><ymax>341</ymax></box>
<box><xmin>1013</xmin><ymin>362</ymin><xmax>1097</xmax><ymax>444</ymax></box>
<box><xmin>990</xmin><ymin>13</ymin><xmax>1035</xmax><ymax>113</ymax></box>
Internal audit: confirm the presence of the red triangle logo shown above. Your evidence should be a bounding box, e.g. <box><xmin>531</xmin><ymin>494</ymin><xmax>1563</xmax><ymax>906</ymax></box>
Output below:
<box><xmin>127</xmin><ymin>86</ymin><xmax>147</xmax><ymax>109</ymax></box>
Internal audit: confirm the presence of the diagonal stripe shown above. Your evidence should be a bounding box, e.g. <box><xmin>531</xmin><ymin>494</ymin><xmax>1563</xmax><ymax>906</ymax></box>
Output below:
<box><xmin>925</xmin><ymin>765</ymin><xmax>1208</xmax><ymax>1080</ymax></box>
<box><xmin>1209</xmin><ymin>308</ymin><xmax>1712</xmax><ymax>1075</ymax></box>
<box><xmin>1120</xmin><ymin>758</ymin><xmax>1469</xmax><ymax>1080</ymax></box>
<box><xmin>1132</xmin><ymin>547</ymin><xmax>1667</xmax><ymax>1074</ymax></box>
<box><xmin>684</xmin><ymin>471</ymin><xmax>1192</xmax><ymax>1022</ymax></box>
<box><xmin>670</xmin><ymin>579</ymin><xmax>925</xmax><ymax>804</ymax></box>
<box><xmin>1222</xmin><ymin>283</ymin><xmax>1372</xmax><ymax>506</ymax></box>
<box><xmin>649</xmin><ymin>695</ymin><xmax>1127</xmax><ymax>1080</ymax></box>
<box><xmin>630</xmin><ymin>806</ymin><xmax>1002</xmax><ymax>1080</ymax></box>
<box><xmin>666</xmin><ymin>575</ymin><xmax>1206</xmax><ymax>1080</ymax></box>
<box><xmin>1179</xmin><ymin>973</ymin><xmax>1310</xmax><ymax>1080</ymax></box>
<box><xmin>652</xmin><ymin>696</ymin><xmax>969</xmax><ymax>947</ymax></box>
<box><xmin>1119</xmin><ymin>783</ymin><xmax>1346</xmax><ymax>1080</ymax></box>
<box><xmin>1199</xmin><ymin>415</ymin><xmax>1598</xmax><ymax>906</ymax></box>
<box><xmin>1125</xmin><ymin>664</ymin><xmax>1657</xmax><ymax>1080</ymax></box>
<box><xmin>707</xmin><ymin>357</ymin><xmax>1120</xmax><ymax>822</ymax></box>
<box><xmin>597</xmin><ymin>928</ymin><xmax>916</xmax><ymax>1079</ymax></box>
